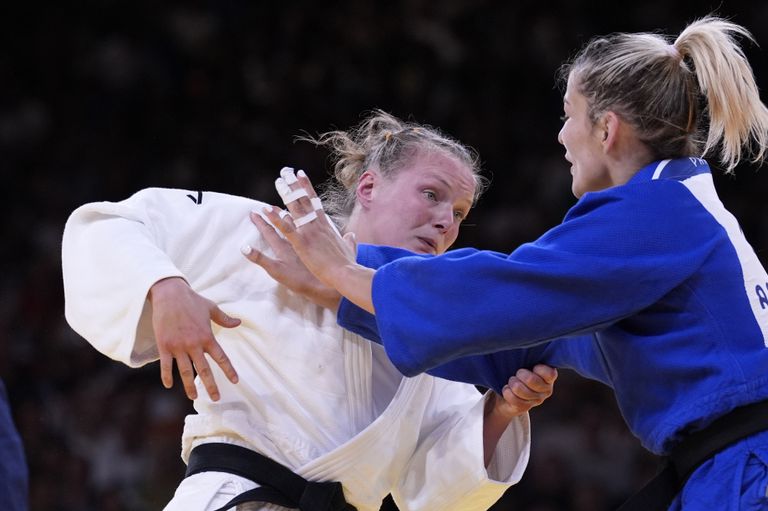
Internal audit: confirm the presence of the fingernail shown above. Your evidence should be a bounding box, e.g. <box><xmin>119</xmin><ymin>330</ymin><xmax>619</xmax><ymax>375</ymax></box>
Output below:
<box><xmin>297</xmin><ymin>169</ymin><xmax>307</xmax><ymax>178</ymax></box>
<box><xmin>240</xmin><ymin>245</ymin><xmax>252</xmax><ymax>255</ymax></box>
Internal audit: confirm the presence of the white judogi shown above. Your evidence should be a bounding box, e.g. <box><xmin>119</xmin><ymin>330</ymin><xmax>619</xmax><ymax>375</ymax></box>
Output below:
<box><xmin>62</xmin><ymin>188</ymin><xmax>531</xmax><ymax>511</ymax></box>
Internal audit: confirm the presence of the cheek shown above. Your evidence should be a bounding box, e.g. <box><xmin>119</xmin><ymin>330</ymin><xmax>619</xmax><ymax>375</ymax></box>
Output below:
<box><xmin>406</xmin><ymin>201</ymin><xmax>433</xmax><ymax>226</ymax></box>
<box><xmin>445</xmin><ymin>228</ymin><xmax>461</xmax><ymax>248</ymax></box>
<box><xmin>445</xmin><ymin>212</ymin><xmax>464</xmax><ymax>235</ymax></box>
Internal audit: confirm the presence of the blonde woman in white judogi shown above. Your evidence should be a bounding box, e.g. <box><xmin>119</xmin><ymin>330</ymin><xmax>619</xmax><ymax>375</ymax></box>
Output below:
<box><xmin>62</xmin><ymin>111</ymin><xmax>556</xmax><ymax>511</ymax></box>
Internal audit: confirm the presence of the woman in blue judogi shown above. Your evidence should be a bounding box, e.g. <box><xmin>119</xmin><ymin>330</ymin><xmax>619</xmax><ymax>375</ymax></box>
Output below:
<box><xmin>259</xmin><ymin>15</ymin><xmax>768</xmax><ymax>511</ymax></box>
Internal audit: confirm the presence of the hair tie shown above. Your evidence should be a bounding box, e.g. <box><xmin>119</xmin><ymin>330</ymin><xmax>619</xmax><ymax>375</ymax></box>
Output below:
<box><xmin>665</xmin><ymin>43</ymin><xmax>682</xmax><ymax>61</ymax></box>
<box><xmin>384</xmin><ymin>131</ymin><xmax>392</xmax><ymax>142</ymax></box>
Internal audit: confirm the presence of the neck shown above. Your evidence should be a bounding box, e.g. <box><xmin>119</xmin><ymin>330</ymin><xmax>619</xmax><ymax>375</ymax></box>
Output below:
<box><xmin>344</xmin><ymin>208</ymin><xmax>372</xmax><ymax>244</ymax></box>
<box><xmin>607</xmin><ymin>136</ymin><xmax>655</xmax><ymax>188</ymax></box>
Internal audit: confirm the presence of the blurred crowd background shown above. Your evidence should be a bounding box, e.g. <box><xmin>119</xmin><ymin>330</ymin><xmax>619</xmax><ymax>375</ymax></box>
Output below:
<box><xmin>2</xmin><ymin>1</ymin><xmax>767</xmax><ymax>510</ymax></box>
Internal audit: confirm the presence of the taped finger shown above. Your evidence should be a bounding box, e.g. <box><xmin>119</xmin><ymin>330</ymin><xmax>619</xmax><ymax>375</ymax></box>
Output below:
<box><xmin>275</xmin><ymin>176</ymin><xmax>310</xmax><ymax>205</ymax></box>
<box><xmin>280</xmin><ymin>166</ymin><xmax>298</xmax><ymax>184</ymax></box>
<box><xmin>283</xmin><ymin>188</ymin><xmax>309</xmax><ymax>204</ymax></box>
<box><xmin>261</xmin><ymin>205</ymin><xmax>296</xmax><ymax>236</ymax></box>
<box><xmin>293</xmin><ymin>211</ymin><xmax>318</xmax><ymax>227</ymax></box>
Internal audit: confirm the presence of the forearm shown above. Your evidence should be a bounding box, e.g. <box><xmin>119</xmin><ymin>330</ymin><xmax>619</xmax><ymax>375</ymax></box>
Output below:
<box><xmin>329</xmin><ymin>263</ymin><xmax>376</xmax><ymax>314</ymax></box>
<box><xmin>482</xmin><ymin>393</ymin><xmax>514</xmax><ymax>467</ymax></box>
<box><xmin>62</xmin><ymin>207</ymin><xmax>183</xmax><ymax>366</ymax></box>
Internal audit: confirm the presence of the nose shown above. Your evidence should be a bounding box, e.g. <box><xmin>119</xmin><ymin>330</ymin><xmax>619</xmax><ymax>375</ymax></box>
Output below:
<box><xmin>433</xmin><ymin>204</ymin><xmax>456</xmax><ymax>234</ymax></box>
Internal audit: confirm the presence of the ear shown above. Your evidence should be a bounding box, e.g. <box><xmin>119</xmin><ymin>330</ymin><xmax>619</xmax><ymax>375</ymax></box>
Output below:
<box><xmin>355</xmin><ymin>170</ymin><xmax>376</xmax><ymax>209</ymax></box>
<box><xmin>599</xmin><ymin>111</ymin><xmax>621</xmax><ymax>152</ymax></box>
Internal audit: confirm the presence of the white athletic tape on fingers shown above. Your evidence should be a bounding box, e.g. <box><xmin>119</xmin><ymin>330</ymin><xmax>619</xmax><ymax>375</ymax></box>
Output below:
<box><xmin>283</xmin><ymin>188</ymin><xmax>309</xmax><ymax>204</ymax></box>
<box><xmin>293</xmin><ymin>211</ymin><xmax>318</xmax><ymax>227</ymax></box>
<box><xmin>280</xmin><ymin>166</ymin><xmax>298</xmax><ymax>184</ymax></box>
<box><xmin>278</xmin><ymin>209</ymin><xmax>291</xmax><ymax>220</ymax></box>
<box><xmin>275</xmin><ymin>177</ymin><xmax>310</xmax><ymax>204</ymax></box>
<box><xmin>310</xmin><ymin>197</ymin><xmax>323</xmax><ymax>211</ymax></box>
<box><xmin>275</xmin><ymin>177</ymin><xmax>291</xmax><ymax>198</ymax></box>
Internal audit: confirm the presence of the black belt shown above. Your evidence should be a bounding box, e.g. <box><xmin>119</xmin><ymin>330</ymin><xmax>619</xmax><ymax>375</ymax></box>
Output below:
<box><xmin>617</xmin><ymin>399</ymin><xmax>768</xmax><ymax>511</ymax></box>
<box><xmin>185</xmin><ymin>443</ymin><xmax>357</xmax><ymax>511</ymax></box>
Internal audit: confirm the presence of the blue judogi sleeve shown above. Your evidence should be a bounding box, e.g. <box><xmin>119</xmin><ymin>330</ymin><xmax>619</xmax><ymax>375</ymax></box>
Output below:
<box><xmin>423</xmin><ymin>336</ymin><xmax>610</xmax><ymax>394</ymax></box>
<box><xmin>336</xmin><ymin>245</ymin><xmax>427</xmax><ymax>346</ymax></box>
<box><xmin>340</xmin><ymin>247</ymin><xmax>613</xmax><ymax>393</ymax></box>
<box><xmin>339</xmin><ymin>179</ymin><xmax>721</xmax><ymax>390</ymax></box>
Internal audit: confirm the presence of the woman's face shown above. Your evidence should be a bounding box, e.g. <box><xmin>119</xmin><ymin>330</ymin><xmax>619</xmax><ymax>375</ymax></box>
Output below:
<box><xmin>358</xmin><ymin>150</ymin><xmax>476</xmax><ymax>255</ymax></box>
<box><xmin>558</xmin><ymin>74</ymin><xmax>613</xmax><ymax>198</ymax></box>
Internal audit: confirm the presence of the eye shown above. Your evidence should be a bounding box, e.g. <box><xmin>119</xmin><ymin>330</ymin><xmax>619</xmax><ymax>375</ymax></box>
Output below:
<box><xmin>422</xmin><ymin>190</ymin><xmax>437</xmax><ymax>201</ymax></box>
<box><xmin>453</xmin><ymin>210</ymin><xmax>466</xmax><ymax>221</ymax></box>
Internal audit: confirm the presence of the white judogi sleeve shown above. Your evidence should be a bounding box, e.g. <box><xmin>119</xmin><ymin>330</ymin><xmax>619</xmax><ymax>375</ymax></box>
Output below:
<box><xmin>62</xmin><ymin>187</ymin><xmax>270</xmax><ymax>367</ymax></box>
<box><xmin>392</xmin><ymin>380</ymin><xmax>531</xmax><ymax>511</ymax></box>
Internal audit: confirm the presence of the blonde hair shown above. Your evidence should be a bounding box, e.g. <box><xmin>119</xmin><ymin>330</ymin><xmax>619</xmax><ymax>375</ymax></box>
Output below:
<box><xmin>298</xmin><ymin>109</ymin><xmax>486</xmax><ymax>228</ymax></box>
<box><xmin>559</xmin><ymin>15</ymin><xmax>768</xmax><ymax>173</ymax></box>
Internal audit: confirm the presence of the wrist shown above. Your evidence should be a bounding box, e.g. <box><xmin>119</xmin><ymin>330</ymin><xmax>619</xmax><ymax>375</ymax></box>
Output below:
<box><xmin>484</xmin><ymin>392</ymin><xmax>499</xmax><ymax>419</ymax></box>
<box><xmin>311</xmin><ymin>283</ymin><xmax>343</xmax><ymax>311</ymax></box>
<box><xmin>328</xmin><ymin>264</ymin><xmax>376</xmax><ymax>314</ymax></box>
<box><xmin>148</xmin><ymin>276</ymin><xmax>187</xmax><ymax>303</ymax></box>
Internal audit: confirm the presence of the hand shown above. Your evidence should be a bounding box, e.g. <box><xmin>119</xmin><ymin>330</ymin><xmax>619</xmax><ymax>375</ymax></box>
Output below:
<box><xmin>262</xmin><ymin>169</ymin><xmax>358</xmax><ymax>290</ymax></box>
<box><xmin>148</xmin><ymin>277</ymin><xmax>241</xmax><ymax>401</ymax></box>
<box><xmin>494</xmin><ymin>364</ymin><xmax>558</xmax><ymax>418</ymax></box>
<box><xmin>242</xmin><ymin>211</ymin><xmax>343</xmax><ymax>311</ymax></box>
<box><xmin>482</xmin><ymin>364</ymin><xmax>558</xmax><ymax>466</ymax></box>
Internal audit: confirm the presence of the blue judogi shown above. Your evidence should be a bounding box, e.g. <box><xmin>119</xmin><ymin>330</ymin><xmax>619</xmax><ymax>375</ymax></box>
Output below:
<box><xmin>0</xmin><ymin>379</ymin><xmax>28</xmax><ymax>511</ymax></box>
<box><xmin>338</xmin><ymin>158</ymin><xmax>768</xmax><ymax>510</ymax></box>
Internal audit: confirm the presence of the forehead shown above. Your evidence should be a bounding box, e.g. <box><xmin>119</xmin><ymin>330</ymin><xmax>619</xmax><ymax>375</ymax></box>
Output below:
<box><xmin>398</xmin><ymin>150</ymin><xmax>476</xmax><ymax>198</ymax></box>
<box><xmin>564</xmin><ymin>73</ymin><xmax>577</xmax><ymax>102</ymax></box>
<box><xmin>564</xmin><ymin>73</ymin><xmax>588</xmax><ymax>107</ymax></box>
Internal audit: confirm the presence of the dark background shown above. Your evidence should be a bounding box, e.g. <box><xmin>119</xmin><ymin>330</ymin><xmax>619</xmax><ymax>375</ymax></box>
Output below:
<box><xmin>2</xmin><ymin>1</ymin><xmax>766</xmax><ymax>510</ymax></box>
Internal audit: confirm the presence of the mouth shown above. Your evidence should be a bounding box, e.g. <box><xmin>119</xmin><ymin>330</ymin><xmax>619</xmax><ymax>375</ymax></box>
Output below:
<box><xmin>416</xmin><ymin>237</ymin><xmax>438</xmax><ymax>254</ymax></box>
<box><xmin>564</xmin><ymin>155</ymin><xmax>574</xmax><ymax>174</ymax></box>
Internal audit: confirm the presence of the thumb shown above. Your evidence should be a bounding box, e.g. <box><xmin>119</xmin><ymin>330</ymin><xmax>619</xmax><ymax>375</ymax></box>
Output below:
<box><xmin>210</xmin><ymin>306</ymin><xmax>241</xmax><ymax>328</ymax></box>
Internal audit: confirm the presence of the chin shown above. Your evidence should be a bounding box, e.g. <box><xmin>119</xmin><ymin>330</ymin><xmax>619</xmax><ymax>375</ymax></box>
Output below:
<box><xmin>571</xmin><ymin>183</ymin><xmax>582</xmax><ymax>199</ymax></box>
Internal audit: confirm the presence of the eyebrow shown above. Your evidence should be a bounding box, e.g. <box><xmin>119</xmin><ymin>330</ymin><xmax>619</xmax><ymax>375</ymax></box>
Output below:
<box><xmin>433</xmin><ymin>176</ymin><xmax>474</xmax><ymax>210</ymax></box>
<box><xmin>435</xmin><ymin>176</ymin><xmax>453</xmax><ymax>189</ymax></box>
